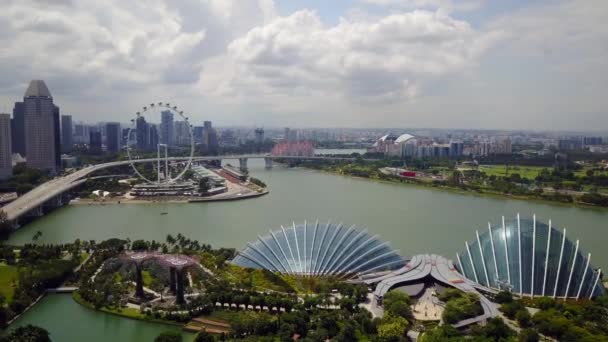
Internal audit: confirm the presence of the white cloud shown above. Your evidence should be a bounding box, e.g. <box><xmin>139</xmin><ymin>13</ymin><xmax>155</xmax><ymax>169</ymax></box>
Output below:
<box><xmin>0</xmin><ymin>0</ymin><xmax>275</xmax><ymax>99</ymax></box>
<box><xmin>220</xmin><ymin>9</ymin><xmax>501</xmax><ymax>104</ymax></box>
<box><xmin>361</xmin><ymin>0</ymin><xmax>483</xmax><ymax>13</ymax></box>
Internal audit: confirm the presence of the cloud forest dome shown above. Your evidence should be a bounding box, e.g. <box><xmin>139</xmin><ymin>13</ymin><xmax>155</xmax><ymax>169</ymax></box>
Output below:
<box><xmin>231</xmin><ymin>221</ymin><xmax>407</xmax><ymax>278</ymax></box>
<box><xmin>457</xmin><ymin>214</ymin><xmax>604</xmax><ymax>299</ymax></box>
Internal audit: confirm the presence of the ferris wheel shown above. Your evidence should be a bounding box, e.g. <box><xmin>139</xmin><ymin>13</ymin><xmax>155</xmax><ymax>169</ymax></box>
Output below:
<box><xmin>126</xmin><ymin>102</ymin><xmax>195</xmax><ymax>184</ymax></box>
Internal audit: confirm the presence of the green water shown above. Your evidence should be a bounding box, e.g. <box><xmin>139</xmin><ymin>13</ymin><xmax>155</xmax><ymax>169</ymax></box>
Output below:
<box><xmin>5</xmin><ymin>294</ymin><xmax>193</xmax><ymax>342</ymax></box>
<box><xmin>10</xmin><ymin>158</ymin><xmax>608</xmax><ymax>268</ymax></box>
<box><xmin>6</xmin><ymin>157</ymin><xmax>608</xmax><ymax>341</ymax></box>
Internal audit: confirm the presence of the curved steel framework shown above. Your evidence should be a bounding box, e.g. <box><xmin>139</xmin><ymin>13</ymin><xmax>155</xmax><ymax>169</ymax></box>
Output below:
<box><xmin>126</xmin><ymin>102</ymin><xmax>195</xmax><ymax>184</ymax></box>
<box><xmin>232</xmin><ymin>220</ymin><xmax>406</xmax><ymax>278</ymax></box>
<box><xmin>457</xmin><ymin>214</ymin><xmax>604</xmax><ymax>299</ymax></box>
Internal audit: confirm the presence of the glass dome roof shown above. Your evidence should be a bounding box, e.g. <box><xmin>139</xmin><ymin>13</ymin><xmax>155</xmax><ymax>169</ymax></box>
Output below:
<box><xmin>457</xmin><ymin>214</ymin><xmax>604</xmax><ymax>299</ymax></box>
<box><xmin>232</xmin><ymin>220</ymin><xmax>406</xmax><ymax>278</ymax></box>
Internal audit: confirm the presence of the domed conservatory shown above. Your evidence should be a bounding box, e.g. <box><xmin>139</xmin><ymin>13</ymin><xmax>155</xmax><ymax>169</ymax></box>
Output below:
<box><xmin>457</xmin><ymin>215</ymin><xmax>604</xmax><ymax>299</ymax></box>
<box><xmin>231</xmin><ymin>221</ymin><xmax>406</xmax><ymax>278</ymax></box>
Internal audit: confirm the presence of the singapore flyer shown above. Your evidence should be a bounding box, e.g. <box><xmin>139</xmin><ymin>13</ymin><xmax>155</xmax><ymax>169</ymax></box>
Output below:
<box><xmin>126</xmin><ymin>102</ymin><xmax>194</xmax><ymax>184</ymax></box>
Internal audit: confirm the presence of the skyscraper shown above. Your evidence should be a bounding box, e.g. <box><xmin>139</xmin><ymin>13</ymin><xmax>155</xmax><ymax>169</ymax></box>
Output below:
<box><xmin>105</xmin><ymin>122</ymin><xmax>121</xmax><ymax>153</ymax></box>
<box><xmin>193</xmin><ymin>126</ymin><xmax>204</xmax><ymax>144</ymax></box>
<box><xmin>11</xmin><ymin>102</ymin><xmax>25</xmax><ymax>156</ymax></box>
<box><xmin>53</xmin><ymin>106</ymin><xmax>61</xmax><ymax>171</ymax></box>
<box><xmin>149</xmin><ymin>125</ymin><xmax>159</xmax><ymax>151</ymax></box>
<box><xmin>136</xmin><ymin>116</ymin><xmax>150</xmax><ymax>151</ymax></box>
<box><xmin>23</xmin><ymin>80</ymin><xmax>58</xmax><ymax>174</ymax></box>
<box><xmin>160</xmin><ymin>110</ymin><xmax>174</xmax><ymax>146</ymax></box>
<box><xmin>0</xmin><ymin>113</ymin><xmax>12</xmax><ymax>180</ymax></box>
<box><xmin>174</xmin><ymin>121</ymin><xmax>190</xmax><ymax>146</ymax></box>
<box><xmin>61</xmin><ymin>115</ymin><xmax>73</xmax><ymax>153</ymax></box>
<box><xmin>89</xmin><ymin>131</ymin><xmax>102</xmax><ymax>153</ymax></box>
<box><xmin>202</xmin><ymin>121</ymin><xmax>218</xmax><ymax>153</ymax></box>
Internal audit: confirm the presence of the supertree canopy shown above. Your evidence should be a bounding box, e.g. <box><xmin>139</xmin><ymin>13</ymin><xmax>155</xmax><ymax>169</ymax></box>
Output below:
<box><xmin>231</xmin><ymin>220</ymin><xmax>407</xmax><ymax>278</ymax></box>
<box><xmin>457</xmin><ymin>214</ymin><xmax>603</xmax><ymax>299</ymax></box>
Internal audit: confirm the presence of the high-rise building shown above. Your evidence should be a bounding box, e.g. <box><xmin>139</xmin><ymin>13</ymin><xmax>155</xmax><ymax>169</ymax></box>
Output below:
<box><xmin>23</xmin><ymin>80</ymin><xmax>59</xmax><ymax>174</ymax></box>
<box><xmin>11</xmin><ymin>102</ymin><xmax>25</xmax><ymax>156</ymax></box>
<box><xmin>449</xmin><ymin>140</ymin><xmax>464</xmax><ymax>158</ymax></box>
<box><xmin>254</xmin><ymin>128</ymin><xmax>264</xmax><ymax>144</ymax></box>
<box><xmin>0</xmin><ymin>113</ymin><xmax>12</xmax><ymax>179</ymax></box>
<box><xmin>193</xmin><ymin>126</ymin><xmax>204</xmax><ymax>144</ymax></box>
<box><xmin>495</xmin><ymin>137</ymin><xmax>512</xmax><ymax>154</ymax></box>
<box><xmin>202</xmin><ymin>121</ymin><xmax>217</xmax><ymax>148</ymax></box>
<box><xmin>174</xmin><ymin>121</ymin><xmax>190</xmax><ymax>146</ymax></box>
<box><xmin>89</xmin><ymin>131</ymin><xmax>102</xmax><ymax>153</ymax></box>
<box><xmin>105</xmin><ymin>122</ymin><xmax>121</xmax><ymax>153</ymax></box>
<box><xmin>53</xmin><ymin>106</ymin><xmax>61</xmax><ymax>171</ymax></box>
<box><xmin>583</xmin><ymin>136</ymin><xmax>602</xmax><ymax>146</ymax></box>
<box><xmin>149</xmin><ymin>125</ymin><xmax>159</xmax><ymax>151</ymax></box>
<box><xmin>160</xmin><ymin>110</ymin><xmax>174</xmax><ymax>146</ymax></box>
<box><xmin>61</xmin><ymin>115</ymin><xmax>73</xmax><ymax>153</ymax></box>
<box><xmin>136</xmin><ymin>116</ymin><xmax>150</xmax><ymax>151</ymax></box>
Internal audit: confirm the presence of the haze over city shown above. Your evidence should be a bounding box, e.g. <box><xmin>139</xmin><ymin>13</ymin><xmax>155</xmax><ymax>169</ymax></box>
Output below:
<box><xmin>0</xmin><ymin>0</ymin><xmax>607</xmax><ymax>131</ymax></box>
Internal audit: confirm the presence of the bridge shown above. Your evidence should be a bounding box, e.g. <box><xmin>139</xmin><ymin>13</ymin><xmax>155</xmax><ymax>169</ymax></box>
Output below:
<box><xmin>1</xmin><ymin>154</ymin><xmax>370</xmax><ymax>225</ymax></box>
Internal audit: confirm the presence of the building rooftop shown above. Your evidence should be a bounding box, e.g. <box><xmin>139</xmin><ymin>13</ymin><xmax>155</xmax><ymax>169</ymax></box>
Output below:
<box><xmin>24</xmin><ymin>80</ymin><xmax>52</xmax><ymax>98</ymax></box>
<box><xmin>457</xmin><ymin>214</ymin><xmax>604</xmax><ymax>299</ymax></box>
<box><xmin>231</xmin><ymin>220</ymin><xmax>406</xmax><ymax>278</ymax></box>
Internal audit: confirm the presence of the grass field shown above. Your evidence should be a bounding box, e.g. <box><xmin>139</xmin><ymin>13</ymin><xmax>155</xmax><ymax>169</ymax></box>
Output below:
<box><xmin>0</xmin><ymin>263</ymin><xmax>19</xmax><ymax>302</ymax></box>
<box><xmin>479</xmin><ymin>165</ymin><xmax>546</xmax><ymax>180</ymax></box>
<box><xmin>142</xmin><ymin>270</ymin><xmax>152</xmax><ymax>287</ymax></box>
<box><xmin>574</xmin><ymin>167</ymin><xmax>608</xmax><ymax>177</ymax></box>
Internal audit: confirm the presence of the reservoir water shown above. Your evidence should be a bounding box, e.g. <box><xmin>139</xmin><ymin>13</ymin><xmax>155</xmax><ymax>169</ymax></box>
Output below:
<box><xmin>7</xmin><ymin>155</ymin><xmax>608</xmax><ymax>340</ymax></box>
<box><xmin>5</xmin><ymin>294</ymin><xmax>193</xmax><ymax>342</ymax></box>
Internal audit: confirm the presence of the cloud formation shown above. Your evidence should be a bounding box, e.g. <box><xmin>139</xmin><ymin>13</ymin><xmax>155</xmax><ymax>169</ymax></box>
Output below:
<box><xmin>223</xmin><ymin>9</ymin><xmax>501</xmax><ymax>103</ymax></box>
<box><xmin>0</xmin><ymin>0</ymin><xmax>606</xmax><ymax>130</ymax></box>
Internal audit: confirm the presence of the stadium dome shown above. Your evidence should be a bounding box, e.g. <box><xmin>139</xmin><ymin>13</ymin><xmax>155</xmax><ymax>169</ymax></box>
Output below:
<box><xmin>457</xmin><ymin>214</ymin><xmax>604</xmax><ymax>299</ymax></box>
<box><xmin>232</xmin><ymin>221</ymin><xmax>407</xmax><ymax>278</ymax></box>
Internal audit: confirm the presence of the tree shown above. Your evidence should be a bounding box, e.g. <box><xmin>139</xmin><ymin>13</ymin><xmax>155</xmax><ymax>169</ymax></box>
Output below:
<box><xmin>0</xmin><ymin>324</ymin><xmax>51</xmax><ymax>342</ymax></box>
<box><xmin>154</xmin><ymin>331</ymin><xmax>182</xmax><ymax>342</ymax></box>
<box><xmin>519</xmin><ymin>328</ymin><xmax>540</xmax><ymax>342</ymax></box>
<box><xmin>151</xmin><ymin>277</ymin><xmax>165</xmax><ymax>301</ymax></box>
<box><xmin>0</xmin><ymin>210</ymin><xmax>11</xmax><ymax>236</ymax></box>
<box><xmin>131</xmin><ymin>239</ymin><xmax>149</xmax><ymax>251</ymax></box>
<box><xmin>194</xmin><ymin>331</ymin><xmax>215</xmax><ymax>342</ymax></box>
<box><xmin>377</xmin><ymin>315</ymin><xmax>408</xmax><ymax>342</ymax></box>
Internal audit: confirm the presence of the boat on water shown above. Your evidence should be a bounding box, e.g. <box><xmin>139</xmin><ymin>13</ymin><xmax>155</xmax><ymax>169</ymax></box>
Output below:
<box><xmin>160</xmin><ymin>212</ymin><xmax>168</xmax><ymax>215</ymax></box>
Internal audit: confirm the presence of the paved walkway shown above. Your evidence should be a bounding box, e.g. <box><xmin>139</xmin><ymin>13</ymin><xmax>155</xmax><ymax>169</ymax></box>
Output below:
<box><xmin>412</xmin><ymin>287</ymin><xmax>443</xmax><ymax>321</ymax></box>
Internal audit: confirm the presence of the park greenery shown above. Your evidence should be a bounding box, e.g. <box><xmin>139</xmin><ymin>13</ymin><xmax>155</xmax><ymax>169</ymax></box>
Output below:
<box><xmin>0</xmin><ymin>239</ymin><xmax>83</xmax><ymax>328</ymax></box>
<box><xmin>438</xmin><ymin>289</ymin><xmax>483</xmax><ymax>324</ymax></box>
<box><xmin>294</xmin><ymin>154</ymin><xmax>608</xmax><ymax>208</ymax></box>
<box><xmin>0</xmin><ymin>165</ymin><xmax>51</xmax><ymax>195</ymax></box>
<box><xmin>2</xmin><ymin>233</ymin><xmax>608</xmax><ymax>341</ymax></box>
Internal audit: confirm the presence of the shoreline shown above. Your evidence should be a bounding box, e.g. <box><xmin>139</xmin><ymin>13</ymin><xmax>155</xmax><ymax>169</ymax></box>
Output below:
<box><xmin>71</xmin><ymin>292</ymin><xmax>186</xmax><ymax>328</ymax></box>
<box><xmin>71</xmin><ymin>189</ymin><xmax>269</xmax><ymax>206</ymax></box>
<box><xmin>302</xmin><ymin>167</ymin><xmax>608</xmax><ymax>211</ymax></box>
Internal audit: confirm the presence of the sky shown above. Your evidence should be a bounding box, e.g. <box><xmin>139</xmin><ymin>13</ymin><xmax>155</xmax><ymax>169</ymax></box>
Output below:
<box><xmin>0</xmin><ymin>0</ymin><xmax>606</xmax><ymax>131</ymax></box>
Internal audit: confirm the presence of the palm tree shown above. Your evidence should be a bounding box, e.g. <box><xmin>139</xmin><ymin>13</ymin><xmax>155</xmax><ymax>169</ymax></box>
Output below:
<box><xmin>166</xmin><ymin>234</ymin><xmax>175</xmax><ymax>245</ymax></box>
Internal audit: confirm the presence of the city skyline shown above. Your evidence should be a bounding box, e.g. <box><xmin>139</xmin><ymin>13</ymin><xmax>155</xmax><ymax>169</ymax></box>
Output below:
<box><xmin>0</xmin><ymin>1</ymin><xmax>606</xmax><ymax>131</ymax></box>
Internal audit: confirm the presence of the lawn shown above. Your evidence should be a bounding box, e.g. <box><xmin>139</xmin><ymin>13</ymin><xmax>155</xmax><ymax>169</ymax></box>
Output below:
<box><xmin>142</xmin><ymin>270</ymin><xmax>153</xmax><ymax>287</ymax></box>
<box><xmin>574</xmin><ymin>167</ymin><xmax>608</xmax><ymax>177</ymax></box>
<box><xmin>0</xmin><ymin>263</ymin><xmax>19</xmax><ymax>303</ymax></box>
<box><xmin>479</xmin><ymin>165</ymin><xmax>546</xmax><ymax>180</ymax></box>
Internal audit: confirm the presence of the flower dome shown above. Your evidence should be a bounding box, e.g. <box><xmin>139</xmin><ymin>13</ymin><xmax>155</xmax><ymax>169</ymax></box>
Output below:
<box><xmin>457</xmin><ymin>214</ymin><xmax>604</xmax><ymax>299</ymax></box>
<box><xmin>232</xmin><ymin>221</ymin><xmax>406</xmax><ymax>278</ymax></box>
